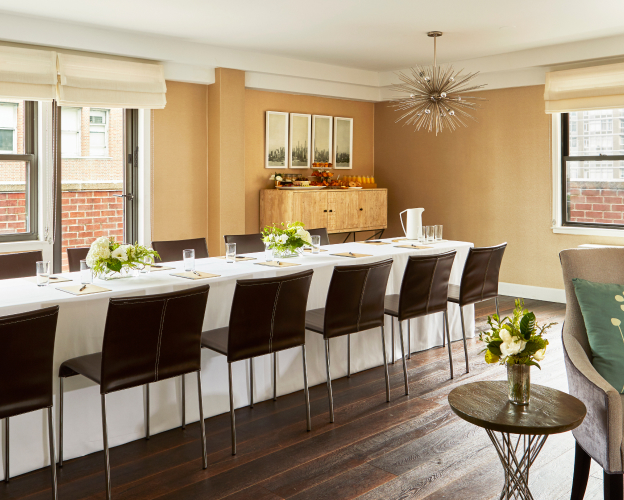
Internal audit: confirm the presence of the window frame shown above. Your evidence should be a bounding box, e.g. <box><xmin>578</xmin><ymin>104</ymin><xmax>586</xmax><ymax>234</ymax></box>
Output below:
<box><xmin>0</xmin><ymin>101</ymin><xmax>38</xmax><ymax>242</ymax></box>
<box><xmin>560</xmin><ymin>111</ymin><xmax>624</xmax><ymax>230</ymax></box>
<box><xmin>0</xmin><ymin>102</ymin><xmax>18</xmax><ymax>153</ymax></box>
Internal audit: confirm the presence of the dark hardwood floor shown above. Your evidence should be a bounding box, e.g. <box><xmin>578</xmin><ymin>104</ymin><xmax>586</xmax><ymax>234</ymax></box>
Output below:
<box><xmin>1</xmin><ymin>297</ymin><xmax>605</xmax><ymax>499</ymax></box>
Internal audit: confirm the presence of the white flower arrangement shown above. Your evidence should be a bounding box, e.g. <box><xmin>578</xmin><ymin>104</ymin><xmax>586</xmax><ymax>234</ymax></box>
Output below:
<box><xmin>86</xmin><ymin>237</ymin><xmax>159</xmax><ymax>278</ymax></box>
<box><xmin>262</xmin><ymin>221</ymin><xmax>312</xmax><ymax>256</ymax></box>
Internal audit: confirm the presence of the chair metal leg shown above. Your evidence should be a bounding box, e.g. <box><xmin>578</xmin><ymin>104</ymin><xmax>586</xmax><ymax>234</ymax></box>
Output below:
<box><xmin>444</xmin><ymin>309</ymin><xmax>454</xmax><ymax>379</ymax></box>
<box><xmin>273</xmin><ymin>352</ymin><xmax>277</xmax><ymax>401</ymax></box>
<box><xmin>101</xmin><ymin>394</ymin><xmax>112</xmax><ymax>500</ymax></box>
<box><xmin>381</xmin><ymin>326</ymin><xmax>390</xmax><ymax>402</ymax></box>
<box><xmin>324</xmin><ymin>339</ymin><xmax>335</xmax><ymax>423</ymax></box>
<box><xmin>459</xmin><ymin>306</ymin><xmax>470</xmax><ymax>373</ymax></box>
<box><xmin>47</xmin><ymin>408</ymin><xmax>58</xmax><ymax>500</ymax></box>
<box><xmin>196</xmin><ymin>371</ymin><xmax>207</xmax><ymax>469</ymax></box>
<box><xmin>249</xmin><ymin>358</ymin><xmax>254</xmax><ymax>408</ymax></box>
<box><xmin>59</xmin><ymin>377</ymin><xmax>63</xmax><ymax>467</ymax></box>
<box><xmin>495</xmin><ymin>296</ymin><xmax>500</xmax><ymax>319</ymax></box>
<box><xmin>347</xmin><ymin>334</ymin><xmax>351</xmax><ymax>377</ymax></box>
<box><xmin>4</xmin><ymin>417</ymin><xmax>8</xmax><ymax>483</ymax></box>
<box><xmin>301</xmin><ymin>346</ymin><xmax>311</xmax><ymax>431</ymax></box>
<box><xmin>570</xmin><ymin>442</ymin><xmax>591</xmax><ymax>500</ymax></box>
<box><xmin>391</xmin><ymin>317</ymin><xmax>395</xmax><ymax>364</ymax></box>
<box><xmin>145</xmin><ymin>383</ymin><xmax>150</xmax><ymax>440</ymax></box>
<box><xmin>182</xmin><ymin>374</ymin><xmax>186</xmax><ymax>429</ymax></box>
<box><xmin>442</xmin><ymin>315</ymin><xmax>446</xmax><ymax>348</ymax></box>
<box><xmin>398</xmin><ymin>321</ymin><xmax>409</xmax><ymax>395</ymax></box>
<box><xmin>407</xmin><ymin>320</ymin><xmax>411</xmax><ymax>359</ymax></box>
<box><xmin>228</xmin><ymin>363</ymin><xmax>236</xmax><ymax>455</ymax></box>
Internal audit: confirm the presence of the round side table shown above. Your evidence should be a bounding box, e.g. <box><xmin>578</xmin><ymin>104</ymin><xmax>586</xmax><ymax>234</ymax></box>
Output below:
<box><xmin>448</xmin><ymin>381</ymin><xmax>586</xmax><ymax>500</ymax></box>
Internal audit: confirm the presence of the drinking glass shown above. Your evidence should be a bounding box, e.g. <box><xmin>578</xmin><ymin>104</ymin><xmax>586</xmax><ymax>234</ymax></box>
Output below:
<box><xmin>435</xmin><ymin>225</ymin><xmax>443</xmax><ymax>241</ymax></box>
<box><xmin>183</xmin><ymin>249</ymin><xmax>195</xmax><ymax>271</ymax></box>
<box><xmin>140</xmin><ymin>255</ymin><xmax>152</xmax><ymax>273</ymax></box>
<box><xmin>226</xmin><ymin>243</ymin><xmax>237</xmax><ymax>263</ymax></box>
<box><xmin>265</xmin><ymin>242</ymin><xmax>274</xmax><ymax>262</ymax></box>
<box><xmin>80</xmin><ymin>260</ymin><xmax>92</xmax><ymax>284</ymax></box>
<box><xmin>417</xmin><ymin>226</ymin><xmax>425</xmax><ymax>243</ymax></box>
<box><xmin>36</xmin><ymin>261</ymin><xmax>50</xmax><ymax>287</ymax></box>
<box><xmin>425</xmin><ymin>226</ymin><xmax>434</xmax><ymax>243</ymax></box>
<box><xmin>311</xmin><ymin>235</ymin><xmax>321</xmax><ymax>254</ymax></box>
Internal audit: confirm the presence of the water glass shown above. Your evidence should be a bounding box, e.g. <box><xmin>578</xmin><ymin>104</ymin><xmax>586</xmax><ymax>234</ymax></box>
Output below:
<box><xmin>183</xmin><ymin>249</ymin><xmax>195</xmax><ymax>271</ymax></box>
<box><xmin>435</xmin><ymin>225</ymin><xmax>443</xmax><ymax>241</ymax></box>
<box><xmin>265</xmin><ymin>242</ymin><xmax>274</xmax><ymax>262</ymax></box>
<box><xmin>311</xmin><ymin>235</ymin><xmax>321</xmax><ymax>254</ymax></box>
<box><xmin>416</xmin><ymin>226</ymin><xmax>424</xmax><ymax>243</ymax></box>
<box><xmin>36</xmin><ymin>261</ymin><xmax>50</xmax><ymax>287</ymax></box>
<box><xmin>80</xmin><ymin>260</ymin><xmax>92</xmax><ymax>284</ymax></box>
<box><xmin>425</xmin><ymin>226</ymin><xmax>434</xmax><ymax>243</ymax></box>
<box><xmin>140</xmin><ymin>255</ymin><xmax>152</xmax><ymax>273</ymax></box>
<box><xmin>226</xmin><ymin>243</ymin><xmax>237</xmax><ymax>263</ymax></box>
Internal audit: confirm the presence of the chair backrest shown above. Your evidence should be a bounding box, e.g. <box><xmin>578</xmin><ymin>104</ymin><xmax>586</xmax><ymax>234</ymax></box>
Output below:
<box><xmin>0</xmin><ymin>306</ymin><xmax>59</xmax><ymax>419</ymax></box>
<box><xmin>560</xmin><ymin>248</ymin><xmax>624</xmax><ymax>357</ymax></box>
<box><xmin>227</xmin><ymin>270</ymin><xmax>314</xmax><ymax>363</ymax></box>
<box><xmin>67</xmin><ymin>247</ymin><xmax>90</xmax><ymax>272</ymax></box>
<box><xmin>0</xmin><ymin>250</ymin><xmax>43</xmax><ymax>280</ymax></box>
<box><xmin>223</xmin><ymin>233</ymin><xmax>265</xmax><ymax>254</ymax></box>
<box><xmin>323</xmin><ymin>259</ymin><xmax>393</xmax><ymax>338</ymax></box>
<box><xmin>458</xmin><ymin>243</ymin><xmax>507</xmax><ymax>306</ymax></box>
<box><xmin>151</xmin><ymin>238</ymin><xmax>208</xmax><ymax>263</ymax></box>
<box><xmin>308</xmin><ymin>228</ymin><xmax>330</xmax><ymax>245</ymax></box>
<box><xmin>398</xmin><ymin>251</ymin><xmax>457</xmax><ymax>321</ymax></box>
<box><xmin>100</xmin><ymin>285</ymin><xmax>210</xmax><ymax>394</ymax></box>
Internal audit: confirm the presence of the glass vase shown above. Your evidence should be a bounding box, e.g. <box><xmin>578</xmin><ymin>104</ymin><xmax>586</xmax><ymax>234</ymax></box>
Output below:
<box><xmin>97</xmin><ymin>266</ymin><xmax>140</xmax><ymax>281</ymax></box>
<box><xmin>507</xmin><ymin>364</ymin><xmax>530</xmax><ymax>405</ymax></box>
<box><xmin>273</xmin><ymin>247</ymin><xmax>303</xmax><ymax>258</ymax></box>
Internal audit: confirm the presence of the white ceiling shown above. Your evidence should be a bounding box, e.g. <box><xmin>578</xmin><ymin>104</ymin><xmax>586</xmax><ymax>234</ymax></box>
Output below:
<box><xmin>2</xmin><ymin>0</ymin><xmax>624</xmax><ymax>72</ymax></box>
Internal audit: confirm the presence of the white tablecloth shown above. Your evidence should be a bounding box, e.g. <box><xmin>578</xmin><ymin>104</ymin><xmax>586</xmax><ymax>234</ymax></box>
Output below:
<box><xmin>0</xmin><ymin>239</ymin><xmax>474</xmax><ymax>478</ymax></box>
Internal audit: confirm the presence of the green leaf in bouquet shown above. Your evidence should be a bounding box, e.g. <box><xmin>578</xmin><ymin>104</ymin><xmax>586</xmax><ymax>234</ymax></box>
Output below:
<box><xmin>519</xmin><ymin>312</ymin><xmax>536</xmax><ymax>340</ymax></box>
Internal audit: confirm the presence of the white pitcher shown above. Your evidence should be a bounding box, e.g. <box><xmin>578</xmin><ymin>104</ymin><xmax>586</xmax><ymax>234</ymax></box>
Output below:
<box><xmin>400</xmin><ymin>208</ymin><xmax>425</xmax><ymax>240</ymax></box>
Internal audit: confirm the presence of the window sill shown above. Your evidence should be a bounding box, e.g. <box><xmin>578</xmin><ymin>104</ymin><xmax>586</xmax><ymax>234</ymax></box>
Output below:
<box><xmin>61</xmin><ymin>156</ymin><xmax>113</xmax><ymax>160</ymax></box>
<box><xmin>552</xmin><ymin>226</ymin><xmax>624</xmax><ymax>237</ymax></box>
<box><xmin>0</xmin><ymin>239</ymin><xmax>50</xmax><ymax>251</ymax></box>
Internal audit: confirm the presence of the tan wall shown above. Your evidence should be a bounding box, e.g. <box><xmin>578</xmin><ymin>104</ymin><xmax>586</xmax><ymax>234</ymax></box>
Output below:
<box><xmin>152</xmin><ymin>81</ymin><xmax>208</xmax><ymax>242</ymax></box>
<box><xmin>245</xmin><ymin>89</ymin><xmax>375</xmax><ymax>233</ymax></box>
<box><xmin>375</xmin><ymin>85</ymin><xmax>624</xmax><ymax>290</ymax></box>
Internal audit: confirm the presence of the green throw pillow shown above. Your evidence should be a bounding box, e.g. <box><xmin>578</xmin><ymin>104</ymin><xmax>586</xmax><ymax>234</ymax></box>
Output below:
<box><xmin>573</xmin><ymin>278</ymin><xmax>624</xmax><ymax>393</ymax></box>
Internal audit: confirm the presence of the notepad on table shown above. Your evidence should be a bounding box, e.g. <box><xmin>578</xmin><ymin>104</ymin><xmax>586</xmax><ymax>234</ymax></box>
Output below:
<box><xmin>331</xmin><ymin>252</ymin><xmax>372</xmax><ymax>258</ymax></box>
<box><xmin>255</xmin><ymin>261</ymin><xmax>300</xmax><ymax>268</ymax></box>
<box><xmin>24</xmin><ymin>275</ymin><xmax>73</xmax><ymax>284</ymax></box>
<box><xmin>214</xmin><ymin>256</ymin><xmax>257</xmax><ymax>261</ymax></box>
<box><xmin>56</xmin><ymin>284</ymin><xmax>112</xmax><ymax>296</ymax></box>
<box><xmin>170</xmin><ymin>271</ymin><xmax>221</xmax><ymax>280</ymax></box>
<box><xmin>394</xmin><ymin>244</ymin><xmax>433</xmax><ymax>249</ymax></box>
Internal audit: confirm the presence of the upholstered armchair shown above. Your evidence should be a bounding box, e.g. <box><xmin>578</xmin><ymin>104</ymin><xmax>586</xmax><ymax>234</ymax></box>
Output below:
<box><xmin>560</xmin><ymin>248</ymin><xmax>624</xmax><ymax>500</ymax></box>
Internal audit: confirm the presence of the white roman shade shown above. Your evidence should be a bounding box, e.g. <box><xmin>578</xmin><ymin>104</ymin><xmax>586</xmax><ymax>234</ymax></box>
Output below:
<box><xmin>0</xmin><ymin>45</ymin><xmax>57</xmax><ymax>101</ymax></box>
<box><xmin>545</xmin><ymin>62</ymin><xmax>624</xmax><ymax>113</ymax></box>
<box><xmin>57</xmin><ymin>53</ymin><xmax>167</xmax><ymax>109</ymax></box>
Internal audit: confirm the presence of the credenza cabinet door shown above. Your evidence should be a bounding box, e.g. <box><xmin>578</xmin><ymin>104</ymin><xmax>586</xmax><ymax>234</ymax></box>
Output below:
<box><xmin>292</xmin><ymin>191</ymin><xmax>328</xmax><ymax>229</ymax></box>
<box><xmin>358</xmin><ymin>190</ymin><xmax>387</xmax><ymax>228</ymax></box>
<box><xmin>327</xmin><ymin>191</ymin><xmax>359</xmax><ymax>231</ymax></box>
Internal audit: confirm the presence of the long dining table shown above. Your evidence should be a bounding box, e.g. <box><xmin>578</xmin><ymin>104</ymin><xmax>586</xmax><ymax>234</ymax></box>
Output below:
<box><xmin>0</xmin><ymin>238</ymin><xmax>475</xmax><ymax>479</ymax></box>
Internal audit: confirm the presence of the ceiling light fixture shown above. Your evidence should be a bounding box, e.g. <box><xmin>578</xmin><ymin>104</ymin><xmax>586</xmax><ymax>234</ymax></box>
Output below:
<box><xmin>390</xmin><ymin>31</ymin><xmax>486</xmax><ymax>135</ymax></box>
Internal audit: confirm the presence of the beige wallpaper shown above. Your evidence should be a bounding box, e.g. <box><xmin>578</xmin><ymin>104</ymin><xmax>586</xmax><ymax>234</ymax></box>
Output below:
<box><xmin>375</xmin><ymin>84</ymin><xmax>624</xmax><ymax>290</ymax></box>
<box><xmin>152</xmin><ymin>80</ymin><xmax>208</xmax><ymax>242</ymax></box>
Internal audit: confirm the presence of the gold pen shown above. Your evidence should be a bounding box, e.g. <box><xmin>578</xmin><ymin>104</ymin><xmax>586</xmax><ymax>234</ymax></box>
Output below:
<box><xmin>79</xmin><ymin>285</ymin><xmax>87</xmax><ymax>292</ymax></box>
<box><xmin>192</xmin><ymin>271</ymin><xmax>201</xmax><ymax>276</ymax></box>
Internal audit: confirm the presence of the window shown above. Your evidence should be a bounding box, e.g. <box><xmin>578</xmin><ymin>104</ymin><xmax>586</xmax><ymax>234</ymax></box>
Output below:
<box><xmin>0</xmin><ymin>101</ymin><xmax>38</xmax><ymax>241</ymax></box>
<box><xmin>562</xmin><ymin>108</ymin><xmax>624</xmax><ymax>228</ymax></box>
<box><xmin>89</xmin><ymin>109</ymin><xmax>109</xmax><ymax>156</ymax></box>
<box><xmin>61</xmin><ymin>107</ymin><xmax>81</xmax><ymax>157</ymax></box>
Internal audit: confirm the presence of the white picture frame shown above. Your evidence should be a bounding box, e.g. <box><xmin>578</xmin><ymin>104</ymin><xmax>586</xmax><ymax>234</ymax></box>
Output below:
<box><xmin>265</xmin><ymin>111</ymin><xmax>289</xmax><ymax>169</ymax></box>
<box><xmin>312</xmin><ymin>115</ymin><xmax>333</xmax><ymax>164</ymax></box>
<box><xmin>333</xmin><ymin>117</ymin><xmax>353</xmax><ymax>169</ymax></box>
<box><xmin>289</xmin><ymin>113</ymin><xmax>311</xmax><ymax>169</ymax></box>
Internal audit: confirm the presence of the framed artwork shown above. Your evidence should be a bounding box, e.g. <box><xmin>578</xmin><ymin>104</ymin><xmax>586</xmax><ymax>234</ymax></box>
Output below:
<box><xmin>312</xmin><ymin>115</ymin><xmax>333</xmax><ymax>163</ymax></box>
<box><xmin>265</xmin><ymin>111</ymin><xmax>289</xmax><ymax>169</ymax></box>
<box><xmin>334</xmin><ymin>117</ymin><xmax>353</xmax><ymax>169</ymax></box>
<box><xmin>289</xmin><ymin>113</ymin><xmax>311</xmax><ymax>168</ymax></box>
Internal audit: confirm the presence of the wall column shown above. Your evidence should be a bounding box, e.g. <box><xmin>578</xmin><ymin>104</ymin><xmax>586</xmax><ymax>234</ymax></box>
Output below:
<box><xmin>208</xmin><ymin>68</ymin><xmax>246</xmax><ymax>256</ymax></box>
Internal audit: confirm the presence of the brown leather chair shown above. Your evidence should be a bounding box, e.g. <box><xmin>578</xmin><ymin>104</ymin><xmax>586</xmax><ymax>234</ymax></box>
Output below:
<box><xmin>308</xmin><ymin>228</ymin><xmax>330</xmax><ymax>246</ymax></box>
<box><xmin>223</xmin><ymin>233</ymin><xmax>265</xmax><ymax>254</ymax></box>
<box><xmin>59</xmin><ymin>286</ymin><xmax>210</xmax><ymax>500</ymax></box>
<box><xmin>151</xmin><ymin>238</ymin><xmax>208</xmax><ymax>263</ymax></box>
<box><xmin>305</xmin><ymin>259</ymin><xmax>393</xmax><ymax>422</ymax></box>
<box><xmin>67</xmin><ymin>247</ymin><xmax>90</xmax><ymax>272</ymax></box>
<box><xmin>385</xmin><ymin>251</ymin><xmax>457</xmax><ymax>386</ymax></box>
<box><xmin>0</xmin><ymin>251</ymin><xmax>43</xmax><ymax>280</ymax></box>
<box><xmin>447</xmin><ymin>243</ymin><xmax>507</xmax><ymax>373</ymax></box>
<box><xmin>201</xmin><ymin>270</ymin><xmax>314</xmax><ymax>455</ymax></box>
<box><xmin>0</xmin><ymin>306</ymin><xmax>59</xmax><ymax>498</ymax></box>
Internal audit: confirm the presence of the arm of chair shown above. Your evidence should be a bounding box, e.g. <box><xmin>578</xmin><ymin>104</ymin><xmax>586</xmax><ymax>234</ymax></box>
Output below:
<box><xmin>564</xmin><ymin>332</ymin><xmax>623</xmax><ymax>473</ymax></box>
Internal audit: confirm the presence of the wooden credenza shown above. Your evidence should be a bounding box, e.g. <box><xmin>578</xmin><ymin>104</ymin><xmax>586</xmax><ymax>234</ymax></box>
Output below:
<box><xmin>260</xmin><ymin>188</ymin><xmax>387</xmax><ymax>233</ymax></box>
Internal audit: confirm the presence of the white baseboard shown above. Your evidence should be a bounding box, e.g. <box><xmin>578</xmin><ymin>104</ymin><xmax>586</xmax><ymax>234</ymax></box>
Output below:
<box><xmin>499</xmin><ymin>282</ymin><xmax>566</xmax><ymax>304</ymax></box>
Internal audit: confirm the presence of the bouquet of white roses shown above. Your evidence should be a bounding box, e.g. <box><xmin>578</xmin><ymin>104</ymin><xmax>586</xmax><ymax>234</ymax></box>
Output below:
<box><xmin>86</xmin><ymin>237</ymin><xmax>159</xmax><ymax>277</ymax></box>
<box><xmin>262</xmin><ymin>221</ymin><xmax>312</xmax><ymax>256</ymax></box>
<box><xmin>479</xmin><ymin>299</ymin><xmax>555</xmax><ymax>368</ymax></box>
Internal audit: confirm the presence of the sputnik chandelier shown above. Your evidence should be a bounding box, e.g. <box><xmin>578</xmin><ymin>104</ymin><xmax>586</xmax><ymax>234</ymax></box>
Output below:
<box><xmin>390</xmin><ymin>31</ymin><xmax>486</xmax><ymax>135</ymax></box>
